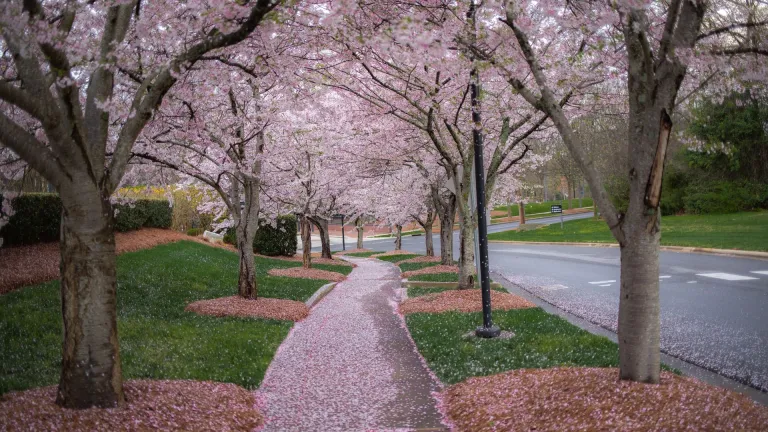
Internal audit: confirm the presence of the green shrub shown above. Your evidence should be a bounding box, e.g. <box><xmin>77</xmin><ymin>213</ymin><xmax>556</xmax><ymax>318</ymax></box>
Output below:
<box><xmin>254</xmin><ymin>215</ymin><xmax>297</xmax><ymax>256</ymax></box>
<box><xmin>0</xmin><ymin>194</ymin><xmax>61</xmax><ymax>246</ymax></box>
<box><xmin>114</xmin><ymin>199</ymin><xmax>173</xmax><ymax>232</ymax></box>
<box><xmin>222</xmin><ymin>215</ymin><xmax>298</xmax><ymax>256</ymax></box>
<box><xmin>684</xmin><ymin>181</ymin><xmax>768</xmax><ymax>214</ymax></box>
<box><xmin>0</xmin><ymin>194</ymin><xmax>172</xmax><ymax>245</ymax></box>
<box><xmin>187</xmin><ymin>228</ymin><xmax>204</xmax><ymax>236</ymax></box>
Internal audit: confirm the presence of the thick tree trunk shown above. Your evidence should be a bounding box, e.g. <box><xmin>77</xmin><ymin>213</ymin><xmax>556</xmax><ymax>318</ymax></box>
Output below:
<box><xmin>518</xmin><ymin>201</ymin><xmax>526</xmax><ymax>225</ymax></box>
<box><xmin>618</xmin><ymin>220</ymin><xmax>661</xmax><ymax>383</ymax></box>
<box><xmin>57</xmin><ymin>191</ymin><xmax>125</xmax><ymax>409</ymax></box>
<box><xmin>507</xmin><ymin>203</ymin><xmax>512</xmax><ymax>219</ymax></box>
<box><xmin>457</xmin><ymin>220</ymin><xmax>475</xmax><ymax>289</ymax></box>
<box><xmin>310</xmin><ymin>217</ymin><xmax>332</xmax><ymax>259</ymax></box>
<box><xmin>422</xmin><ymin>219</ymin><xmax>434</xmax><ymax>257</ymax></box>
<box><xmin>355</xmin><ymin>217</ymin><xmax>364</xmax><ymax>249</ymax></box>
<box><xmin>438</xmin><ymin>204</ymin><xmax>455</xmax><ymax>265</ymax></box>
<box><xmin>301</xmin><ymin>215</ymin><xmax>312</xmax><ymax>268</ymax></box>
<box><xmin>394</xmin><ymin>224</ymin><xmax>402</xmax><ymax>250</ymax></box>
<box><xmin>235</xmin><ymin>220</ymin><xmax>257</xmax><ymax>299</ymax></box>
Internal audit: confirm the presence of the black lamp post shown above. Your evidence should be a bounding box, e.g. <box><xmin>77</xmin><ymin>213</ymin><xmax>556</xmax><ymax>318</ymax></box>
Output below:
<box><xmin>468</xmin><ymin>0</ymin><xmax>500</xmax><ymax>339</ymax></box>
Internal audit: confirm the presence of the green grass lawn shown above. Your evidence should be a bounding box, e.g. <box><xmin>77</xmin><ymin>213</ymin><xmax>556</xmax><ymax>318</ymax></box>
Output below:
<box><xmin>0</xmin><ymin>240</ymin><xmax>332</xmax><ymax>395</ymax></box>
<box><xmin>313</xmin><ymin>263</ymin><xmax>354</xmax><ymax>276</ymax></box>
<box><xmin>487</xmin><ymin>210</ymin><xmax>768</xmax><ymax>251</ymax></box>
<box><xmin>406</xmin><ymin>308</ymin><xmax>619</xmax><ymax>385</ymax></box>
<box><xmin>408</xmin><ymin>272</ymin><xmax>459</xmax><ymax>282</ymax></box>
<box><xmin>493</xmin><ymin>198</ymin><xmax>594</xmax><ymax>217</ymax></box>
<box><xmin>370</xmin><ymin>229</ymin><xmax>424</xmax><ymax>238</ymax></box>
<box><xmin>376</xmin><ymin>253</ymin><xmax>422</xmax><ymax>263</ymax></box>
<box><xmin>341</xmin><ymin>251</ymin><xmax>385</xmax><ymax>258</ymax></box>
<box><xmin>407</xmin><ymin>285</ymin><xmax>506</xmax><ymax>298</ymax></box>
<box><xmin>398</xmin><ymin>261</ymin><xmax>441</xmax><ymax>272</ymax></box>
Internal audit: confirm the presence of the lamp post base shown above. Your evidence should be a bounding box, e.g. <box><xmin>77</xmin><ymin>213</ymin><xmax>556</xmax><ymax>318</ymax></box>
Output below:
<box><xmin>475</xmin><ymin>325</ymin><xmax>501</xmax><ymax>339</ymax></box>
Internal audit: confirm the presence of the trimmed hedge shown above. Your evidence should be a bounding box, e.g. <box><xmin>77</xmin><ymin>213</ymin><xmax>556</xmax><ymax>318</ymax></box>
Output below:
<box><xmin>684</xmin><ymin>181</ymin><xmax>768</xmax><ymax>214</ymax></box>
<box><xmin>223</xmin><ymin>215</ymin><xmax>298</xmax><ymax>257</ymax></box>
<box><xmin>0</xmin><ymin>193</ymin><xmax>172</xmax><ymax>246</ymax></box>
<box><xmin>255</xmin><ymin>215</ymin><xmax>297</xmax><ymax>256</ymax></box>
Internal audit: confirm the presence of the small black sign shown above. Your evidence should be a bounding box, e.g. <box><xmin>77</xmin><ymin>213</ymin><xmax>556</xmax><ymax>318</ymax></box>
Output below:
<box><xmin>551</xmin><ymin>205</ymin><xmax>563</xmax><ymax>214</ymax></box>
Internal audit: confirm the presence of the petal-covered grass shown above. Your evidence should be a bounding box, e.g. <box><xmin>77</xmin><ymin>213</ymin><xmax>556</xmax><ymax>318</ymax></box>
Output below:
<box><xmin>342</xmin><ymin>251</ymin><xmax>385</xmax><ymax>258</ymax></box>
<box><xmin>405</xmin><ymin>308</ymin><xmax>622</xmax><ymax>385</ymax></box>
<box><xmin>409</xmin><ymin>272</ymin><xmax>459</xmax><ymax>282</ymax></box>
<box><xmin>398</xmin><ymin>261</ymin><xmax>442</xmax><ymax>272</ymax></box>
<box><xmin>488</xmin><ymin>210</ymin><xmax>768</xmax><ymax>251</ymax></box>
<box><xmin>407</xmin><ymin>285</ymin><xmax>506</xmax><ymax>298</ymax></box>
<box><xmin>0</xmin><ymin>241</ymin><xmax>333</xmax><ymax>395</ymax></box>
<box><xmin>375</xmin><ymin>253</ymin><xmax>423</xmax><ymax>263</ymax></box>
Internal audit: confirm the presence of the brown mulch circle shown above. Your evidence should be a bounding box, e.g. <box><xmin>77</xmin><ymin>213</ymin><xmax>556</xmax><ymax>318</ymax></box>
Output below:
<box><xmin>401</xmin><ymin>264</ymin><xmax>459</xmax><ymax>278</ymax></box>
<box><xmin>397</xmin><ymin>255</ymin><xmax>443</xmax><ymax>265</ymax></box>
<box><xmin>444</xmin><ymin>367</ymin><xmax>768</xmax><ymax>431</ymax></box>
<box><xmin>333</xmin><ymin>248</ymin><xmax>371</xmax><ymax>256</ymax></box>
<box><xmin>267</xmin><ymin>267</ymin><xmax>346</xmax><ymax>282</ymax></box>
<box><xmin>268</xmin><ymin>255</ymin><xmax>355</xmax><ymax>267</ymax></box>
<box><xmin>0</xmin><ymin>379</ymin><xmax>263</xmax><ymax>431</ymax></box>
<box><xmin>185</xmin><ymin>296</ymin><xmax>309</xmax><ymax>321</ymax></box>
<box><xmin>0</xmin><ymin>228</ymin><xmax>192</xmax><ymax>295</ymax></box>
<box><xmin>400</xmin><ymin>289</ymin><xmax>535</xmax><ymax>315</ymax></box>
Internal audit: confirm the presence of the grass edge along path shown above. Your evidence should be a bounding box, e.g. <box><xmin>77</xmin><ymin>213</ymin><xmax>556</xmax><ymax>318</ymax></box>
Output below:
<box><xmin>0</xmin><ymin>240</ymin><xmax>333</xmax><ymax>395</ymax></box>
<box><xmin>487</xmin><ymin>210</ymin><xmax>768</xmax><ymax>252</ymax></box>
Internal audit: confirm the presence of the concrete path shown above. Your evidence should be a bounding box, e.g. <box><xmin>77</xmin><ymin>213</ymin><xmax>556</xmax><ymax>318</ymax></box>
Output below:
<box><xmin>258</xmin><ymin>258</ymin><xmax>446</xmax><ymax>431</ymax></box>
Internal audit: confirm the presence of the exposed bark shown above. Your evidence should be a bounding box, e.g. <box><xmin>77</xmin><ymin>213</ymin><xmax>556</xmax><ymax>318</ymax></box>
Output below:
<box><xmin>415</xmin><ymin>211</ymin><xmax>435</xmax><ymax>257</ymax></box>
<box><xmin>355</xmin><ymin>217</ymin><xmax>364</xmax><ymax>249</ymax></box>
<box><xmin>435</xmin><ymin>194</ymin><xmax>456</xmax><ymax>265</ymax></box>
<box><xmin>518</xmin><ymin>201</ymin><xmax>526</xmax><ymax>225</ymax></box>
<box><xmin>457</xmin><ymin>219</ymin><xmax>476</xmax><ymax>289</ymax></box>
<box><xmin>56</xmin><ymin>189</ymin><xmax>124</xmax><ymax>409</ymax></box>
<box><xmin>394</xmin><ymin>224</ymin><xmax>403</xmax><ymax>250</ymax></box>
<box><xmin>502</xmin><ymin>0</ymin><xmax>706</xmax><ymax>383</ymax></box>
<box><xmin>300</xmin><ymin>215</ymin><xmax>312</xmax><ymax>268</ymax></box>
<box><xmin>507</xmin><ymin>203</ymin><xmax>512</xmax><ymax>219</ymax></box>
<box><xmin>309</xmin><ymin>216</ymin><xmax>332</xmax><ymax>259</ymax></box>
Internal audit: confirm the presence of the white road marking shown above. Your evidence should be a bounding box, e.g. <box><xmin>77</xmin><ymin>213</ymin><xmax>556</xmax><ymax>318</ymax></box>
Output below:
<box><xmin>659</xmin><ymin>275</ymin><xmax>671</xmax><ymax>279</ymax></box>
<box><xmin>696</xmin><ymin>272</ymin><xmax>758</xmax><ymax>281</ymax></box>
<box><xmin>687</xmin><ymin>281</ymin><xmax>697</xmax><ymax>284</ymax></box>
<box><xmin>750</xmin><ymin>271</ymin><xmax>768</xmax><ymax>275</ymax></box>
<box><xmin>599</xmin><ymin>284</ymin><xmax>611</xmax><ymax>287</ymax></box>
<box><xmin>589</xmin><ymin>280</ymin><xmax>616</xmax><ymax>285</ymax></box>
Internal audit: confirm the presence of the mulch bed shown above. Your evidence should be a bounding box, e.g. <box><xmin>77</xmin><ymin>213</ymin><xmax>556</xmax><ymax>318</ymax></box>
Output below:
<box><xmin>0</xmin><ymin>229</ymin><xmax>191</xmax><ymax>295</ymax></box>
<box><xmin>401</xmin><ymin>264</ymin><xmax>458</xmax><ymax>278</ymax></box>
<box><xmin>267</xmin><ymin>267</ymin><xmax>346</xmax><ymax>282</ymax></box>
<box><xmin>444</xmin><ymin>367</ymin><xmax>768</xmax><ymax>431</ymax></box>
<box><xmin>267</xmin><ymin>255</ymin><xmax>355</xmax><ymax>267</ymax></box>
<box><xmin>185</xmin><ymin>296</ymin><xmax>309</xmax><ymax>321</ymax></box>
<box><xmin>370</xmin><ymin>250</ymin><xmax>418</xmax><ymax>258</ymax></box>
<box><xmin>0</xmin><ymin>380</ymin><xmax>263</xmax><ymax>431</ymax></box>
<box><xmin>398</xmin><ymin>256</ymin><xmax>443</xmax><ymax>265</ymax></box>
<box><xmin>333</xmin><ymin>248</ymin><xmax>371</xmax><ymax>256</ymax></box>
<box><xmin>399</xmin><ymin>290</ymin><xmax>535</xmax><ymax>315</ymax></box>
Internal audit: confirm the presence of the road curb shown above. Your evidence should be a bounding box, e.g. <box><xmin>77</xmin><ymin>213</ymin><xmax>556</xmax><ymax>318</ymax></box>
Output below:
<box><xmin>488</xmin><ymin>240</ymin><xmax>768</xmax><ymax>260</ymax></box>
<box><xmin>305</xmin><ymin>282</ymin><xmax>337</xmax><ymax>308</ymax></box>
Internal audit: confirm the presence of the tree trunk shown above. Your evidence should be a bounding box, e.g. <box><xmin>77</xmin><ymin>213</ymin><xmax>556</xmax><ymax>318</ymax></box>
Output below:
<box><xmin>310</xmin><ymin>217</ymin><xmax>332</xmax><ymax>259</ymax></box>
<box><xmin>438</xmin><ymin>202</ymin><xmax>455</xmax><ymax>265</ymax></box>
<box><xmin>235</xmin><ymin>219</ymin><xmax>257</xmax><ymax>299</ymax></box>
<box><xmin>618</xmin><ymin>222</ymin><xmax>661</xmax><ymax>383</ymax></box>
<box><xmin>394</xmin><ymin>224</ymin><xmax>402</xmax><ymax>250</ymax></box>
<box><xmin>518</xmin><ymin>201</ymin><xmax>526</xmax><ymax>225</ymax></box>
<box><xmin>423</xmin><ymin>218</ymin><xmax>434</xmax><ymax>257</ymax></box>
<box><xmin>301</xmin><ymin>215</ymin><xmax>312</xmax><ymax>268</ymax></box>
<box><xmin>457</xmin><ymin>219</ymin><xmax>475</xmax><ymax>289</ymax></box>
<box><xmin>57</xmin><ymin>191</ymin><xmax>125</xmax><ymax>409</ymax></box>
<box><xmin>355</xmin><ymin>217</ymin><xmax>364</xmax><ymax>249</ymax></box>
<box><xmin>507</xmin><ymin>203</ymin><xmax>512</xmax><ymax>219</ymax></box>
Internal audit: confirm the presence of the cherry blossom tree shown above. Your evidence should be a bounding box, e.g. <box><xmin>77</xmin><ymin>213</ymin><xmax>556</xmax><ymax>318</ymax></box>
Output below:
<box><xmin>0</xmin><ymin>0</ymin><xmax>280</xmax><ymax>408</ymax></box>
<box><xmin>471</xmin><ymin>0</ymin><xmax>768</xmax><ymax>383</ymax></box>
<box><xmin>309</xmin><ymin>1</ymin><xmax>547</xmax><ymax>288</ymax></box>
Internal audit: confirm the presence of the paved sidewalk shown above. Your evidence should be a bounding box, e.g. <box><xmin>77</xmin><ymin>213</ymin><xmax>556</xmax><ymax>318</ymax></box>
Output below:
<box><xmin>258</xmin><ymin>258</ymin><xmax>446</xmax><ymax>431</ymax></box>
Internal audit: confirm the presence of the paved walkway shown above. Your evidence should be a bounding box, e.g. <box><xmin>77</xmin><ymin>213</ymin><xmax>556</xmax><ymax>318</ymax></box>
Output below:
<box><xmin>258</xmin><ymin>258</ymin><xmax>446</xmax><ymax>431</ymax></box>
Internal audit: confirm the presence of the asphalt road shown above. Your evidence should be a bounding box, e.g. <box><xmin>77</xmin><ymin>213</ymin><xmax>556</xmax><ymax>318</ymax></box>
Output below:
<box><xmin>319</xmin><ymin>212</ymin><xmax>768</xmax><ymax>395</ymax></box>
